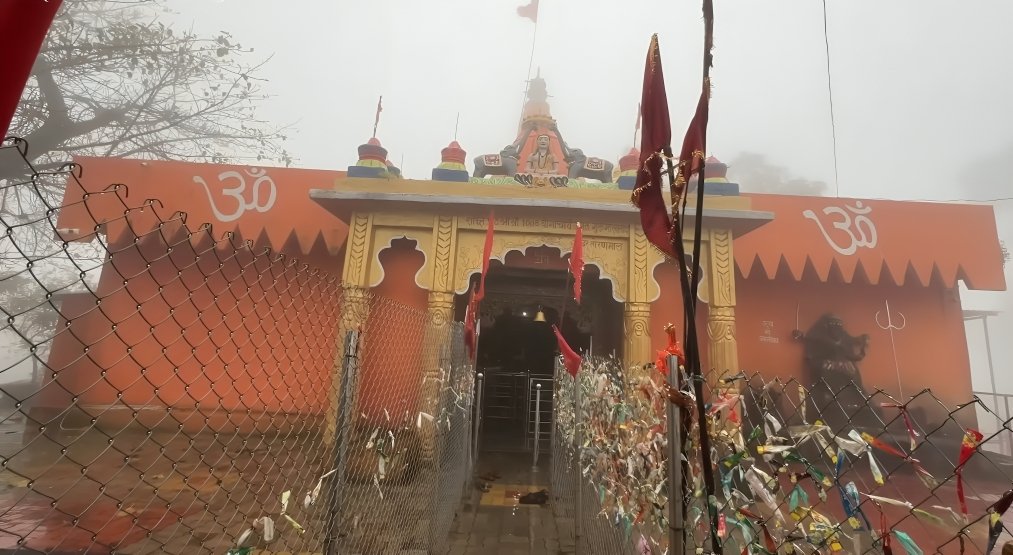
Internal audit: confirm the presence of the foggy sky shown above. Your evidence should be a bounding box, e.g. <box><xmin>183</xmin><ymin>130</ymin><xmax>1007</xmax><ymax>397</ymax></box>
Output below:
<box><xmin>165</xmin><ymin>1</ymin><xmax>1012</xmax><ymax>384</ymax></box>
<box><xmin>169</xmin><ymin>0</ymin><xmax>1013</xmax><ymax>200</ymax></box>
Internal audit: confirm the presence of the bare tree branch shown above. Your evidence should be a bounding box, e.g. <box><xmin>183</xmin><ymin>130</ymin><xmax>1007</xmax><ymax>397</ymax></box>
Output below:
<box><xmin>6</xmin><ymin>0</ymin><xmax>292</xmax><ymax>187</ymax></box>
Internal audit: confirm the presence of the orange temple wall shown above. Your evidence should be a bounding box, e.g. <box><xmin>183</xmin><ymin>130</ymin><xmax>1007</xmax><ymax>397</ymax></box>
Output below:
<box><xmin>40</xmin><ymin>236</ymin><xmax>342</xmax><ymax>431</ymax></box>
<box><xmin>733</xmin><ymin>268</ymin><xmax>973</xmax><ymax>421</ymax></box>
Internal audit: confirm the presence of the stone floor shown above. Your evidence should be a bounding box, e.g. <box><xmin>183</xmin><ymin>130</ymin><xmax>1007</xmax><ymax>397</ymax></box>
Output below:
<box><xmin>442</xmin><ymin>452</ymin><xmax>573</xmax><ymax>555</ymax></box>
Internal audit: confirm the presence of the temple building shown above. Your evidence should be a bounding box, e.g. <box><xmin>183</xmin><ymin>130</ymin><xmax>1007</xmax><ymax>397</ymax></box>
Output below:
<box><xmin>47</xmin><ymin>75</ymin><xmax>1005</xmax><ymax>440</ymax></box>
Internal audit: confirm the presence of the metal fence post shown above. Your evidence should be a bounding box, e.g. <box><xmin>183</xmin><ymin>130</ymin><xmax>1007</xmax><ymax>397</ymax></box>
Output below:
<box><xmin>472</xmin><ymin>372</ymin><xmax>485</xmax><ymax>466</ymax></box>
<box><xmin>325</xmin><ymin>329</ymin><xmax>360</xmax><ymax>555</ymax></box>
<box><xmin>574</xmin><ymin>368</ymin><xmax>583</xmax><ymax>554</ymax></box>
<box><xmin>532</xmin><ymin>383</ymin><xmax>543</xmax><ymax>470</ymax></box>
<box><xmin>666</xmin><ymin>355</ymin><xmax>684</xmax><ymax>555</ymax></box>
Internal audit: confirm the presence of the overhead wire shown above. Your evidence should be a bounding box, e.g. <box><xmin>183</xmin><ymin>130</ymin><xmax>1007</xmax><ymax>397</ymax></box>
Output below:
<box><xmin>822</xmin><ymin>0</ymin><xmax>841</xmax><ymax>198</ymax></box>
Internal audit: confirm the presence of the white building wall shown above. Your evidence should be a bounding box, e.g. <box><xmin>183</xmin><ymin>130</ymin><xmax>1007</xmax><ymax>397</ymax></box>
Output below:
<box><xmin>961</xmin><ymin>199</ymin><xmax>1012</xmax><ymax>453</ymax></box>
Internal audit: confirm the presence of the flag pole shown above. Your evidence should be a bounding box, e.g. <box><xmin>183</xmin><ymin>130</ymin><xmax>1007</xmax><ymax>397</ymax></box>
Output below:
<box><xmin>689</xmin><ymin>0</ymin><xmax>720</xmax><ymax>551</ymax></box>
<box><xmin>634</xmin><ymin>102</ymin><xmax>642</xmax><ymax>151</ymax></box>
<box><xmin>518</xmin><ymin>2</ymin><xmax>540</xmax><ymax>127</ymax></box>
<box><xmin>372</xmin><ymin>95</ymin><xmax>383</xmax><ymax>138</ymax></box>
<box><xmin>525</xmin><ymin>9</ymin><xmax>539</xmax><ymax>82</ymax></box>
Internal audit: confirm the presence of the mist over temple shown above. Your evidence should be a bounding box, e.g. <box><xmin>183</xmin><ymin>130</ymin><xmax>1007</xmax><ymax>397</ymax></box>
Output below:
<box><xmin>0</xmin><ymin>1</ymin><xmax>1011</xmax><ymax>554</ymax></box>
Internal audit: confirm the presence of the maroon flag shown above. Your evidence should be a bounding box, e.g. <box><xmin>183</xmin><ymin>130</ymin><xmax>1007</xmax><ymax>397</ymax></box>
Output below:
<box><xmin>474</xmin><ymin>213</ymin><xmax>495</xmax><ymax>302</ymax></box>
<box><xmin>0</xmin><ymin>1</ymin><xmax>63</xmax><ymax>136</ymax></box>
<box><xmin>569</xmin><ymin>222</ymin><xmax>584</xmax><ymax>304</ymax></box>
<box><xmin>552</xmin><ymin>325</ymin><xmax>581</xmax><ymax>378</ymax></box>
<box><xmin>673</xmin><ymin>88</ymin><xmax>709</xmax><ymax>198</ymax></box>
<box><xmin>463</xmin><ymin>284</ymin><xmax>478</xmax><ymax>360</ymax></box>
<box><xmin>630</xmin><ymin>35</ymin><xmax>675</xmax><ymax>257</ymax></box>
<box><xmin>517</xmin><ymin>0</ymin><xmax>539</xmax><ymax>22</ymax></box>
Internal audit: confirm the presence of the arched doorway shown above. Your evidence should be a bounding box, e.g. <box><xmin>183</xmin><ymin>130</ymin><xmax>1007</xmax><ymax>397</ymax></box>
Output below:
<box><xmin>455</xmin><ymin>246</ymin><xmax>622</xmax><ymax>453</ymax></box>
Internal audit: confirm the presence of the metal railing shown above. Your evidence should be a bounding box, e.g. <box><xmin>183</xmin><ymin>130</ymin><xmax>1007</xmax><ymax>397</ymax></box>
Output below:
<box><xmin>526</xmin><ymin>376</ymin><xmax>553</xmax><ymax>456</ymax></box>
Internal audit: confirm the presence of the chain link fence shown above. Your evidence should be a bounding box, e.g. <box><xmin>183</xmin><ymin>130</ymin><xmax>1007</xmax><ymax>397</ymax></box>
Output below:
<box><xmin>0</xmin><ymin>139</ymin><xmax>475</xmax><ymax>554</ymax></box>
<box><xmin>553</xmin><ymin>354</ymin><xmax>1013</xmax><ymax>554</ymax></box>
<box><xmin>329</xmin><ymin>317</ymin><xmax>474</xmax><ymax>555</ymax></box>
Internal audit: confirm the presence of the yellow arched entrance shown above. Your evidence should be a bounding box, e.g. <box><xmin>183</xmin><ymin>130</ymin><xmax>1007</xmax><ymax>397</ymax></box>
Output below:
<box><xmin>312</xmin><ymin>177</ymin><xmax>772</xmax><ymax>444</ymax></box>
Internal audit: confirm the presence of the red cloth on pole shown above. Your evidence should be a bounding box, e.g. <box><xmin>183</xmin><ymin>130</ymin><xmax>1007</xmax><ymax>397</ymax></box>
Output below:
<box><xmin>474</xmin><ymin>212</ymin><xmax>495</xmax><ymax>302</ymax></box>
<box><xmin>630</xmin><ymin>35</ymin><xmax>674</xmax><ymax>257</ymax></box>
<box><xmin>517</xmin><ymin>0</ymin><xmax>539</xmax><ymax>22</ymax></box>
<box><xmin>463</xmin><ymin>285</ymin><xmax>478</xmax><ymax>360</ymax></box>
<box><xmin>674</xmin><ymin>88</ymin><xmax>709</xmax><ymax>198</ymax></box>
<box><xmin>956</xmin><ymin>429</ymin><xmax>983</xmax><ymax>515</ymax></box>
<box><xmin>552</xmin><ymin>325</ymin><xmax>581</xmax><ymax>378</ymax></box>
<box><xmin>569</xmin><ymin>222</ymin><xmax>584</xmax><ymax>304</ymax></box>
<box><xmin>372</xmin><ymin>96</ymin><xmax>382</xmax><ymax>137</ymax></box>
<box><xmin>0</xmin><ymin>0</ymin><xmax>62</xmax><ymax>137</ymax></box>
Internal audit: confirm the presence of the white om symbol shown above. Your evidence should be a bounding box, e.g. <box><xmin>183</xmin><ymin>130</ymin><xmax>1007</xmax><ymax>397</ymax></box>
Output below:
<box><xmin>802</xmin><ymin>201</ymin><xmax>878</xmax><ymax>256</ymax></box>
<box><xmin>192</xmin><ymin>167</ymin><xmax>277</xmax><ymax>223</ymax></box>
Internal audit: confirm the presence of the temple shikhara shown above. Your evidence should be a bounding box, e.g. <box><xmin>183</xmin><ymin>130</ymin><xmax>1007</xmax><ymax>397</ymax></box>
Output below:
<box><xmin>46</xmin><ymin>74</ymin><xmax>1005</xmax><ymax>437</ymax></box>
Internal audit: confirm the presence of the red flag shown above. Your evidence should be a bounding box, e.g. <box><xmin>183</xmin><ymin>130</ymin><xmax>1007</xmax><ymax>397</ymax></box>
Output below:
<box><xmin>552</xmin><ymin>325</ymin><xmax>581</xmax><ymax>378</ymax></box>
<box><xmin>655</xmin><ymin>323</ymin><xmax>686</xmax><ymax>376</ymax></box>
<box><xmin>372</xmin><ymin>95</ymin><xmax>383</xmax><ymax>137</ymax></box>
<box><xmin>474</xmin><ymin>212</ymin><xmax>495</xmax><ymax>302</ymax></box>
<box><xmin>464</xmin><ymin>285</ymin><xmax>478</xmax><ymax>360</ymax></box>
<box><xmin>0</xmin><ymin>1</ymin><xmax>63</xmax><ymax>136</ymax></box>
<box><xmin>569</xmin><ymin>222</ymin><xmax>584</xmax><ymax>304</ymax></box>
<box><xmin>630</xmin><ymin>35</ymin><xmax>675</xmax><ymax>257</ymax></box>
<box><xmin>956</xmin><ymin>429</ymin><xmax>984</xmax><ymax>515</ymax></box>
<box><xmin>674</xmin><ymin>87</ymin><xmax>709</xmax><ymax>198</ymax></box>
<box><xmin>517</xmin><ymin>0</ymin><xmax>539</xmax><ymax>22</ymax></box>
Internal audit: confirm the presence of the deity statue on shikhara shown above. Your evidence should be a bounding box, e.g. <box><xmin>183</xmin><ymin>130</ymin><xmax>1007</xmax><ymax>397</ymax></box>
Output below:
<box><xmin>801</xmin><ymin>313</ymin><xmax>881</xmax><ymax>427</ymax></box>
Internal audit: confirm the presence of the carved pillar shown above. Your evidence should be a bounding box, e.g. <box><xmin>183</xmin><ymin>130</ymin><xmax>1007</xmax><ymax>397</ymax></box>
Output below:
<box><xmin>419</xmin><ymin>215</ymin><xmax>457</xmax><ymax>461</ymax></box>
<box><xmin>623</xmin><ymin>302</ymin><xmax>651</xmax><ymax>367</ymax></box>
<box><xmin>623</xmin><ymin>228</ymin><xmax>652</xmax><ymax>368</ymax></box>
<box><xmin>326</xmin><ymin>212</ymin><xmax>373</xmax><ymax>444</ymax></box>
<box><xmin>706</xmin><ymin>228</ymin><xmax>739</xmax><ymax>388</ymax></box>
<box><xmin>420</xmin><ymin>290</ymin><xmax>454</xmax><ymax>460</ymax></box>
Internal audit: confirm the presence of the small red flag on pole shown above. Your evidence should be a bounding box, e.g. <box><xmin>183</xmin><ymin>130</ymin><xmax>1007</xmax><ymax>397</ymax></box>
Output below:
<box><xmin>474</xmin><ymin>212</ymin><xmax>495</xmax><ymax>302</ymax></box>
<box><xmin>552</xmin><ymin>325</ymin><xmax>581</xmax><ymax>378</ymax></box>
<box><xmin>674</xmin><ymin>89</ymin><xmax>709</xmax><ymax>201</ymax></box>
<box><xmin>570</xmin><ymin>222</ymin><xmax>584</xmax><ymax>304</ymax></box>
<box><xmin>464</xmin><ymin>284</ymin><xmax>478</xmax><ymax>360</ymax></box>
<box><xmin>517</xmin><ymin>0</ymin><xmax>539</xmax><ymax>23</ymax></box>
<box><xmin>372</xmin><ymin>95</ymin><xmax>383</xmax><ymax>138</ymax></box>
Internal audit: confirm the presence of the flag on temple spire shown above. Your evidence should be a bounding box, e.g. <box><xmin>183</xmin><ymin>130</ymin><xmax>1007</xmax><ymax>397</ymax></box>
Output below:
<box><xmin>517</xmin><ymin>0</ymin><xmax>539</xmax><ymax>22</ymax></box>
<box><xmin>569</xmin><ymin>222</ymin><xmax>584</xmax><ymax>304</ymax></box>
<box><xmin>630</xmin><ymin>35</ymin><xmax>675</xmax><ymax>257</ymax></box>
<box><xmin>474</xmin><ymin>213</ymin><xmax>495</xmax><ymax>302</ymax></box>
<box><xmin>552</xmin><ymin>325</ymin><xmax>581</xmax><ymax>378</ymax></box>
<box><xmin>372</xmin><ymin>96</ymin><xmax>383</xmax><ymax>138</ymax></box>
